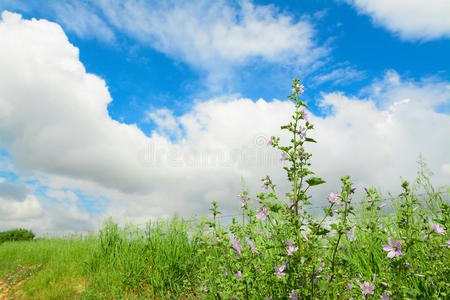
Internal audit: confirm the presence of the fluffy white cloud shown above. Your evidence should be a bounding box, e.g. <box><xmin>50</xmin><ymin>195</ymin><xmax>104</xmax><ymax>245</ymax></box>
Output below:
<box><xmin>0</xmin><ymin>195</ymin><xmax>44</xmax><ymax>221</ymax></box>
<box><xmin>345</xmin><ymin>0</ymin><xmax>450</xmax><ymax>41</ymax></box>
<box><xmin>0</xmin><ymin>11</ymin><xmax>449</xmax><ymax>235</ymax></box>
<box><xmin>143</xmin><ymin>108</ymin><xmax>182</xmax><ymax>140</ymax></box>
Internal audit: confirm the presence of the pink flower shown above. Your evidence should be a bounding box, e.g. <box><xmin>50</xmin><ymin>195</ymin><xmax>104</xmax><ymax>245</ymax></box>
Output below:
<box><xmin>302</xmin><ymin>233</ymin><xmax>309</xmax><ymax>241</ymax></box>
<box><xmin>248</xmin><ymin>240</ymin><xmax>260</xmax><ymax>254</ymax></box>
<box><xmin>274</xmin><ymin>264</ymin><xmax>286</xmax><ymax>279</ymax></box>
<box><xmin>230</xmin><ymin>234</ymin><xmax>243</xmax><ymax>255</ymax></box>
<box><xmin>328</xmin><ymin>192</ymin><xmax>341</xmax><ymax>204</ymax></box>
<box><xmin>256</xmin><ymin>206</ymin><xmax>269</xmax><ymax>221</ymax></box>
<box><xmin>236</xmin><ymin>270</ymin><xmax>242</xmax><ymax>278</ymax></box>
<box><xmin>346</xmin><ymin>278</ymin><xmax>355</xmax><ymax>290</ymax></box>
<box><xmin>237</xmin><ymin>194</ymin><xmax>249</xmax><ymax>207</ymax></box>
<box><xmin>382</xmin><ymin>237</ymin><xmax>403</xmax><ymax>258</ymax></box>
<box><xmin>302</xmin><ymin>109</ymin><xmax>308</xmax><ymax>121</ymax></box>
<box><xmin>432</xmin><ymin>223</ymin><xmax>445</xmax><ymax>235</ymax></box>
<box><xmin>280</xmin><ymin>152</ymin><xmax>287</xmax><ymax>162</ymax></box>
<box><xmin>232</xmin><ymin>243</ymin><xmax>243</xmax><ymax>255</ymax></box>
<box><xmin>297</xmin><ymin>84</ymin><xmax>304</xmax><ymax>94</ymax></box>
<box><xmin>359</xmin><ymin>281</ymin><xmax>374</xmax><ymax>296</ymax></box>
<box><xmin>381</xmin><ymin>290</ymin><xmax>392</xmax><ymax>300</ymax></box>
<box><xmin>289</xmin><ymin>290</ymin><xmax>298</xmax><ymax>299</ymax></box>
<box><xmin>286</xmin><ymin>240</ymin><xmax>298</xmax><ymax>256</ymax></box>
<box><xmin>267</xmin><ymin>136</ymin><xmax>273</xmax><ymax>146</ymax></box>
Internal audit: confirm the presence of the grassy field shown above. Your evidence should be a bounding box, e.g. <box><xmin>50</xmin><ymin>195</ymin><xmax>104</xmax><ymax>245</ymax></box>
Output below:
<box><xmin>1</xmin><ymin>80</ymin><xmax>448</xmax><ymax>299</ymax></box>
<box><xmin>0</xmin><ymin>218</ymin><xmax>205</xmax><ymax>299</ymax></box>
<box><xmin>0</xmin><ymin>184</ymin><xmax>448</xmax><ymax>299</ymax></box>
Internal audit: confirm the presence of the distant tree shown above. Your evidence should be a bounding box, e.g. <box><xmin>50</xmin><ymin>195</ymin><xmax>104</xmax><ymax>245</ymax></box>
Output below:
<box><xmin>0</xmin><ymin>228</ymin><xmax>35</xmax><ymax>244</ymax></box>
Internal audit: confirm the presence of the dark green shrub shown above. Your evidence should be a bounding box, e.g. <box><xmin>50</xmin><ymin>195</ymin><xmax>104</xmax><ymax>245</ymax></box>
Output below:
<box><xmin>0</xmin><ymin>228</ymin><xmax>35</xmax><ymax>244</ymax></box>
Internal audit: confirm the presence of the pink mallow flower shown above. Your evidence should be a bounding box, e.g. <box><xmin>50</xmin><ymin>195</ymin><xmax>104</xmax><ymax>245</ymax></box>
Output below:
<box><xmin>289</xmin><ymin>290</ymin><xmax>298</xmax><ymax>299</ymax></box>
<box><xmin>237</xmin><ymin>194</ymin><xmax>249</xmax><ymax>207</ymax></box>
<box><xmin>286</xmin><ymin>240</ymin><xmax>299</xmax><ymax>256</ymax></box>
<box><xmin>381</xmin><ymin>290</ymin><xmax>393</xmax><ymax>300</ymax></box>
<box><xmin>232</xmin><ymin>243</ymin><xmax>243</xmax><ymax>255</ymax></box>
<box><xmin>328</xmin><ymin>192</ymin><xmax>341</xmax><ymax>205</ymax></box>
<box><xmin>274</xmin><ymin>264</ymin><xmax>286</xmax><ymax>279</ymax></box>
<box><xmin>230</xmin><ymin>234</ymin><xmax>243</xmax><ymax>255</ymax></box>
<box><xmin>359</xmin><ymin>281</ymin><xmax>374</xmax><ymax>296</ymax></box>
<box><xmin>280</xmin><ymin>152</ymin><xmax>287</xmax><ymax>162</ymax></box>
<box><xmin>302</xmin><ymin>109</ymin><xmax>308</xmax><ymax>121</ymax></box>
<box><xmin>382</xmin><ymin>237</ymin><xmax>403</xmax><ymax>258</ymax></box>
<box><xmin>432</xmin><ymin>223</ymin><xmax>445</xmax><ymax>235</ymax></box>
<box><xmin>248</xmin><ymin>240</ymin><xmax>260</xmax><ymax>254</ymax></box>
<box><xmin>256</xmin><ymin>206</ymin><xmax>269</xmax><ymax>221</ymax></box>
<box><xmin>236</xmin><ymin>271</ymin><xmax>242</xmax><ymax>278</ymax></box>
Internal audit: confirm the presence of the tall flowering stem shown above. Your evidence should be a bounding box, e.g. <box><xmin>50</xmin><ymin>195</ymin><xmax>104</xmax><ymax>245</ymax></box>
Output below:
<box><xmin>270</xmin><ymin>79</ymin><xmax>326</xmax><ymax>245</ymax></box>
<box><xmin>328</xmin><ymin>176</ymin><xmax>355</xmax><ymax>287</ymax></box>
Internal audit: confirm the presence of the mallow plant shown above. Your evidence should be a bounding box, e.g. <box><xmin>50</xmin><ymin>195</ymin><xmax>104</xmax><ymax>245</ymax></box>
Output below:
<box><xmin>194</xmin><ymin>79</ymin><xmax>449</xmax><ymax>299</ymax></box>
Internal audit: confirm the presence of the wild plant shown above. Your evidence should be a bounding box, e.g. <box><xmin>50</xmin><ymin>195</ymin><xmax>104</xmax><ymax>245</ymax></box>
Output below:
<box><xmin>195</xmin><ymin>78</ymin><xmax>449</xmax><ymax>299</ymax></box>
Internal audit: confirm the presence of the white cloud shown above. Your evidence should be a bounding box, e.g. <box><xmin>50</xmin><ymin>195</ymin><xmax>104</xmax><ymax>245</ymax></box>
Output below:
<box><xmin>0</xmin><ymin>11</ymin><xmax>449</xmax><ymax>234</ymax></box>
<box><xmin>96</xmin><ymin>0</ymin><xmax>327</xmax><ymax>90</ymax></box>
<box><xmin>313</xmin><ymin>66</ymin><xmax>367</xmax><ymax>85</ymax></box>
<box><xmin>0</xmin><ymin>195</ymin><xmax>44</xmax><ymax>221</ymax></box>
<box><xmin>345</xmin><ymin>0</ymin><xmax>450</xmax><ymax>41</ymax></box>
<box><xmin>52</xmin><ymin>1</ymin><xmax>115</xmax><ymax>43</ymax></box>
<box><xmin>144</xmin><ymin>108</ymin><xmax>182</xmax><ymax>140</ymax></box>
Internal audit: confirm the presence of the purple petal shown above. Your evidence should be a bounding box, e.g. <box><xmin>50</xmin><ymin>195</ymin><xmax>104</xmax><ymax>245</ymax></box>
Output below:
<box><xmin>382</xmin><ymin>245</ymin><xmax>394</xmax><ymax>251</ymax></box>
<box><xmin>387</xmin><ymin>251</ymin><xmax>396</xmax><ymax>259</ymax></box>
<box><xmin>388</xmin><ymin>237</ymin><xmax>395</xmax><ymax>247</ymax></box>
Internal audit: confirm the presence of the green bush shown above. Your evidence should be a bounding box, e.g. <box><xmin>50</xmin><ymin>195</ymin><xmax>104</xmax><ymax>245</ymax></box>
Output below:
<box><xmin>0</xmin><ymin>228</ymin><xmax>35</xmax><ymax>244</ymax></box>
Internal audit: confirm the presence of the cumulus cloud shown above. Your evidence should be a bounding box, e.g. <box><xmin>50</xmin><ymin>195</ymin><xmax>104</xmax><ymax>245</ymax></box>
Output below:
<box><xmin>0</xmin><ymin>181</ymin><xmax>29</xmax><ymax>201</ymax></box>
<box><xmin>344</xmin><ymin>0</ymin><xmax>450</xmax><ymax>41</ymax></box>
<box><xmin>0</xmin><ymin>11</ymin><xmax>449</xmax><ymax>235</ymax></box>
<box><xmin>143</xmin><ymin>108</ymin><xmax>182</xmax><ymax>140</ymax></box>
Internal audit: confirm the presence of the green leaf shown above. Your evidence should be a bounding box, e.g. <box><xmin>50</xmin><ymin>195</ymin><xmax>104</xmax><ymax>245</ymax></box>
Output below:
<box><xmin>306</xmin><ymin>177</ymin><xmax>326</xmax><ymax>186</ymax></box>
<box><xmin>304</xmin><ymin>137</ymin><xmax>317</xmax><ymax>143</ymax></box>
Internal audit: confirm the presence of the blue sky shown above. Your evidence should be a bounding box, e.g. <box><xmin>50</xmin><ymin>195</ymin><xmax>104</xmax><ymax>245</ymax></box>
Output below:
<box><xmin>0</xmin><ymin>0</ymin><xmax>449</xmax><ymax>234</ymax></box>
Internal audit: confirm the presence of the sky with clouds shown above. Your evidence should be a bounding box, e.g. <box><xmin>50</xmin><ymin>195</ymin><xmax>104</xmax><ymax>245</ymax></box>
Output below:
<box><xmin>0</xmin><ymin>0</ymin><xmax>449</xmax><ymax>235</ymax></box>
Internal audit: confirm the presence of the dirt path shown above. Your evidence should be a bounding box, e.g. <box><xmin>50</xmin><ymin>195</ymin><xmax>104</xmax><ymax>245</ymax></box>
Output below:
<box><xmin>0</xmin><ymin>279</ymin><xmax>23</xmax><ymax>300</ymax></box>
<box><xmin>0</xmin><ymin>279</ymin><xmax>10</xmax><ymax>300</ymax></box>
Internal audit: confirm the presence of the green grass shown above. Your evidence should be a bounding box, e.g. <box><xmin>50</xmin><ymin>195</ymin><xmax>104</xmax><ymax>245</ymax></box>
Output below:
<box><xmin>0</xmin><ymin>235</ymin><xmax>96</xmax><ymax>298</ymax></box>
<box><xmin>0</xmin><ymin>217</ymin><xmax>206</xmax><ymax>299</ymax></box>
<box><xmin>0</xmin><ymin>187</ymin><xmax>448</xmax><ymax>299</ymax></box>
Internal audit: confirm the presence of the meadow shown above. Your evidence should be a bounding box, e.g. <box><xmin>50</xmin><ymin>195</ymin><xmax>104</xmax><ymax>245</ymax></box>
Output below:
<box><xmin>0</xmin><ymin>79</ymin><xmax>448</xmax><ymax>299</ymax></box>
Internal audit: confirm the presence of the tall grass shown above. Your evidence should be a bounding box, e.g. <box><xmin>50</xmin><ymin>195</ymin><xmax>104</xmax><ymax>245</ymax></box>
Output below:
<box><xmin>0</xmin><ymin>184</ymin><xmax>448</xmax><ymax>299</ymax></box>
